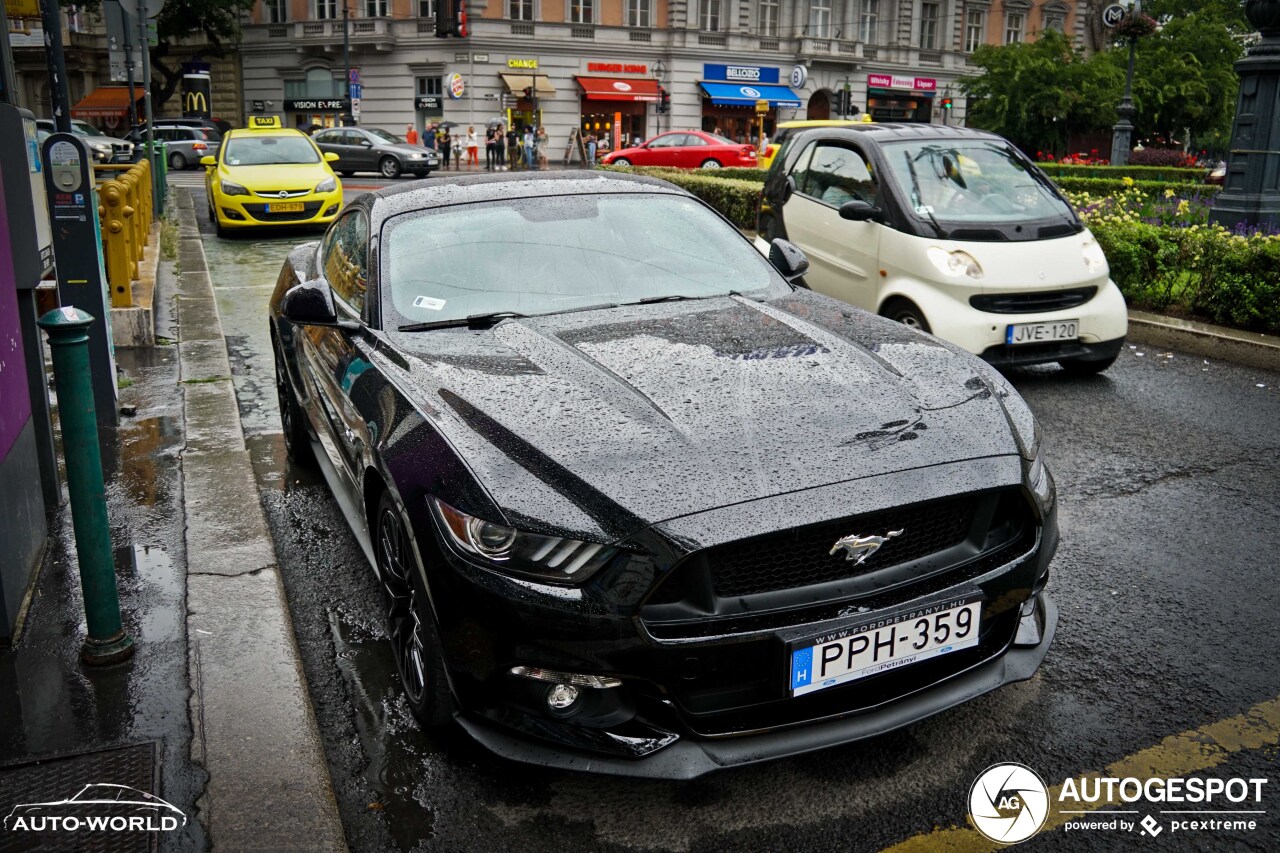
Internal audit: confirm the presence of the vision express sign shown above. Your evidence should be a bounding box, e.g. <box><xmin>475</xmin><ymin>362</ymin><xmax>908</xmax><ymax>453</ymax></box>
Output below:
<box><xmin>283</xmin><ymin>99</ymin><xmax>349</xmax><ymax>111</ymax></box>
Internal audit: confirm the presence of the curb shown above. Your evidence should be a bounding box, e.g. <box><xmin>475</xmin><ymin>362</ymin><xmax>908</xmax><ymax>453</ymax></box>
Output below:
<box><xmin>172</xmin><ymin>189</ymin><xmax>347</xmax><ymax>852</ymax></box>
<box><xmin>1126</xmin><ymin>310</ymin><xmax>1280</xmax><ymax>374</ymax></box>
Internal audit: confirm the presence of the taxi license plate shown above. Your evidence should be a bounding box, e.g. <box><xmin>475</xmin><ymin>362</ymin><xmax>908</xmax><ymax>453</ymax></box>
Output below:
<box><xmin>268</xmin><ymin>201</ymin><xmax>305</xmax><ymax>213</ymax></box>
<box><xmin>788</xmin><ymin>593</ymin><xmax>983</xmax><ymax>697</ymax></box>
<box><xmin>1007</xmin><ymin>319</ymin><xmax>1079</xmax><ymax>345</ymax></box>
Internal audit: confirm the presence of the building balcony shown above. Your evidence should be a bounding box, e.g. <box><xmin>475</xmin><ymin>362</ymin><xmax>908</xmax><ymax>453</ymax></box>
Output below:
<box><xmin>244</xmin><ymin>17</ymin><xmax>396</xmax><ymax>52</ymax></box>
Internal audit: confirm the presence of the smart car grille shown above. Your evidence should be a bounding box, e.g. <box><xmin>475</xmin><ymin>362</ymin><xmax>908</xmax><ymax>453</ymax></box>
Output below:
<box><xmin>242</xmin><ymin>202</ymin><xmax>322</xmax><ymax>221</ymax></box>
<box><xmin>970</xmin><ymin>287</ymin><xmax>1097</xmax><ymax>315</ymax></box>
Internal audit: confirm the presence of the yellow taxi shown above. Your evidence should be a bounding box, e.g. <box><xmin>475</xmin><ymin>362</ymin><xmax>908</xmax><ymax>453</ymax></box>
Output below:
<box><xmin>760</xmin><ymin>118</ymin><xmax>868</xmax><ymax>170</ymax></box>
<box><xmin>202</xmin><ymin>115</ymin><xmax>343</xmax><ymax>235</ymax></box>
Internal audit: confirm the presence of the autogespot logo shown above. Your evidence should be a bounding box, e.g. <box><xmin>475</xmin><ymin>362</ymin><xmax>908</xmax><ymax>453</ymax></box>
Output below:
<box><xmin>969</xmin><ymin>763</ymin><xmax>1051</xmax><ymax>844</ymax></box>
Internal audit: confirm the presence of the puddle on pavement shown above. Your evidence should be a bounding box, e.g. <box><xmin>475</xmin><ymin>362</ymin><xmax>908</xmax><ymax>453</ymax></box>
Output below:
<box><xmin>328</xmin><ymin>608</ymin><xmax>439</xmax><ymax>850</ymax></box>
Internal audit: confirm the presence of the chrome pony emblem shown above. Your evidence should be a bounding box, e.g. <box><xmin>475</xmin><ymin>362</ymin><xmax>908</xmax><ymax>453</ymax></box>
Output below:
<box><xmin>829</xmin><ymin>529</ymin><xmax>904</xmax><ymax>565</ymax></box>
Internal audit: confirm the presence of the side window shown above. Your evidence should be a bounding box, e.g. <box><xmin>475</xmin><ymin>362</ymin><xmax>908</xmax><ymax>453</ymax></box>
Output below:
<box><xmin>323</xmin><ymin>210</ymin><xmax>369</xmax><ymax>314</ymax></box>
<box><xmin>686</xmin><ymin>135</ymin><xmax>709</xmax><ymax>146</ymax></box>
<box><xmin>789</xmin><ymin>141</ymin><xmax>819</xmax><ymax>196</ymax></box>
<box><xmin>797</xmin><ymin>143</ymin><xmax>878</xmax><ymax>208</ymax></box>
<box><xmin>650</xmin><ymin>134</ymin><xmax>685</xmax><ymax>148</ymax></box>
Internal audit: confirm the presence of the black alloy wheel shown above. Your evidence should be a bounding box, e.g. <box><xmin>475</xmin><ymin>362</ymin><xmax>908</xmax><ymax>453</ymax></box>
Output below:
<box><xmin>376</xmin><ymin>491</ymin><xmax>451</xmax><ymax>726</ymax></box>
<box><xmin>273</xmin><ymin>342</ymin><xmax>314</xmax><ymax>466</ymax></box>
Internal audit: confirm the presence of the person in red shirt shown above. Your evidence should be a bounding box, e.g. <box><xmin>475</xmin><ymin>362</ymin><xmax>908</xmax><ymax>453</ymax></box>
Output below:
<box><xmin>405</xmin><ymin>124</ymin><xmax>419</xmax><ymax>145</ymax></box>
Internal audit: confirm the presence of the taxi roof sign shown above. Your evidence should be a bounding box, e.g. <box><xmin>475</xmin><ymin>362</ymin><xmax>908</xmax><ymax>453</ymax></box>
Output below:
<box><xmin>248</xmin><ymin>115</ymin><xmax>284</xmax><ymax>129</ymax></box>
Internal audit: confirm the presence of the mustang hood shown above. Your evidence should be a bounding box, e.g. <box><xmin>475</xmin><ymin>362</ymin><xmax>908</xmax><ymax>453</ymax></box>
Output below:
<box><xmin>385</xmin><ymin>293</ymin><xmax>1021</xmax><ymax>541</ymax></box>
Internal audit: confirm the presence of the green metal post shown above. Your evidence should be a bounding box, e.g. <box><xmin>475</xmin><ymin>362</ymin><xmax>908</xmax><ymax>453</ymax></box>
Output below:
<box><xmin>37</xmin><ymin>307</ymin><xmax>135</xmax><ymax>666</ymax></box>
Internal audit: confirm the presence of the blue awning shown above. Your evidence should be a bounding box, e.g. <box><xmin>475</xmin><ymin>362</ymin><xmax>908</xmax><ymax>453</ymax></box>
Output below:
<box><xmin>699</xmin><ymin>81</ymin><xmax>803</xmax><ymax>109</ymax></box>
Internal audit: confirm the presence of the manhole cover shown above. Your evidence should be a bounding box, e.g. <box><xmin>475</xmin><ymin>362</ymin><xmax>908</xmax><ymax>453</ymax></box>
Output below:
<box><xmin>0</xmin><ymin>742</ymin><xmax>163</xmax><ymax>852</ymax></box>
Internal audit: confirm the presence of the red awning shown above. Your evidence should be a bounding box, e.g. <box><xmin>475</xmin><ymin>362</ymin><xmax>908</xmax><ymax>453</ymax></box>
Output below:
<box><xmin>575</xmin><ymin>76</ymin><xmax>662</xmax><ymax>103</ymax></box>
<box><xmin>71</xmin><ymin>87</ymin><xmax>141</xmax><ymax>119</ymax></box>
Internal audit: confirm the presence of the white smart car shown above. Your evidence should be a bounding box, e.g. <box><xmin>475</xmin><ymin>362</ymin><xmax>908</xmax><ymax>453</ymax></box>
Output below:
<box><xmin>756</xmin><ymin>124</ymin><xmax>1127</xmax><ymax>374</ymax></box>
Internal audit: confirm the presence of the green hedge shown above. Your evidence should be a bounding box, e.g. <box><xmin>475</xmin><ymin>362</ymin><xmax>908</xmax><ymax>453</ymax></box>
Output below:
<box><xmin>1090</xmin><ymin>220</ymin><xmax>1280</xmax><ymax>334</ymax></box>
<box><xmin>1036</xmin><ymin>163</ymin><xmax>1208</xmax><ymax>183</ymax></box>
<box><xmin>1053</xmin><ymin>176</ymin><xmax>1220</xmax><ymax>198</ymax></box>
<box><xmin>600</xmin><ymin>165</ymin><xmax>761</xmax><ymax>228</ymax></box>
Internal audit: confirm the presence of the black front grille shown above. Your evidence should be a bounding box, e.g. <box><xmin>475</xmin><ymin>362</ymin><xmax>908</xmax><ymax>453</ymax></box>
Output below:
<box><xmin>703</xmin><ymin>496</ymin><xmax>976</xmax><ymax>598</ymax></box>
<box><xmin>970</xmin><ymin>286</ymin><xmax>1097</xmax><ymax>315</ymax></box>
<box><xmin>242</xmin><ymin>201</ymin><xmax>322</xmax><ymax>222</ymax></box>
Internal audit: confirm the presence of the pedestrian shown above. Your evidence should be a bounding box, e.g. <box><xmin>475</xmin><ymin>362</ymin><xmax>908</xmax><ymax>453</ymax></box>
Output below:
<box><xmin>536</xmin><ymin>126</ymin><xmax>549</xmax><ymax>170</ymax></box>
<box><xmin>439</xmin><ymin>128</ymin><xmax>452</xmax><ymax>170</ymax></box>
<box><xmin>465</xmin><ymin>126</ymin><xmax>479</xmax><ymax>169</ymax></box>
<box><xmin>507</xmin><ymin>125</ymin><xmax>520</xmax><ymax>171</ymax></box>
<box><xmin>451</xmin><ymin>133</ymin><xmax>462</xmax><ymax>169</ymax></box>
<box><xmin>586</xmin><ymin>132</ymin><xmax>597</xmax><ymax>166</ymax></box>
<box><xmin>405</xmin><ymin>123</ymin><xmax>419</xmax><ymax>145</ymax></box>
<box><xmin>494</xmin><ymin>124</ymin><xmax>506</xmax><ymax>170</ymax></box>
<box><xmin>485</xmin><ymin>126</ymin><xmax>498</xmax><ymax>170</ymax></box>
<box><xmin>523</xmin><ymin>126</ymin><xmax>536</xmax><ymax>170</ymax></box>
<box><xmin>423</xmin><ymin>123</ymin><xmax>437</xmax><ymax>150</ymax></box>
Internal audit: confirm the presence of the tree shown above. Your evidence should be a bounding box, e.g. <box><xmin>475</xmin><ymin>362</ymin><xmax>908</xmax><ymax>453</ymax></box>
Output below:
<box><xmin>148</xmin><ymin>0</ymin><xmax>255</xmax><ymax>114</ymax></box>
<box><xmin>961</xmin><ymin>30</ymin><xmax>1123</xmax><ymax>157</ymax></box>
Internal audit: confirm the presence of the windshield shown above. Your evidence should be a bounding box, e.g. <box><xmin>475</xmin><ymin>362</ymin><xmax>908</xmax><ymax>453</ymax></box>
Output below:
<box><xmin>72</xmin><ymin>121</ymin><xmax>102</xmax><ymax>136</ymax></box>
<box><xmin>703</xmin><ymin>133</ymin><xmax>736</xmax><ymax>146</ymax></box>
<box><xmin>880</xmin><ymin>140</ymin><xmax>1076</xmax><ymax>226</ymax></box>
<box><xmin>384</xmin><ymin>193</ymin><xmax>779</xmax><ymax>327</ymax></box>
<box><xmin>223</xmin><ymin>134</ymin><xmax>319</xmax><ymax>166</ymax></box>
<box><xmin>365</xmin><ymin>128</ymin><xmax>404</xmax><ymax>145</ymax></box>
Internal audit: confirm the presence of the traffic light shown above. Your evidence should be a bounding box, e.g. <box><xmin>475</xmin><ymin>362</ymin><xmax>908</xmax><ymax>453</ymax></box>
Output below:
<box><xmin>837</xmin><ymin>89</ymin><xmax>852</xmax><ymax>116</ymax></box>
<box><xmin>658</xmin><ymin>87</ymin><xmax>670</xmax><ymax>114</ymax></box>
<box><xmin>941</xmin><ymin>97</ymin><xmax>953</xmax><ymax>111</ymax></box>
<box><xmin>453</xmin><ymin>0</ymin><xmax>467</xmax><ymax>36</ymax></box>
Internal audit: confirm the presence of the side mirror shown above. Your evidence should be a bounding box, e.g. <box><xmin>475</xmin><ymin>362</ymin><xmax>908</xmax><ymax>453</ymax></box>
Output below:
<box><xmin>782</xmin><ymin>175</ymin><xmax>797</xmax><ymax>203</ymax></box>
<box><xmin>281</xmin><ymin>280</ymin><xmax>338</xmax><ymax>326</ymax></box>
<box><xmin>768</xmin><ymin>238</ymin><xmax>810</xmax><ymax>283</ymax></box>
<box><xmin>839</xmin><ymin>199</ymin><xmax>882</xmax><ymax>222</ymax></box>
<box><xmin>200</xmin><ymin>155</ymin><xmax>216</xmax><ymax>166</ymax></box>
<box><xmin>324</xmin><ymin>151</ymin><xmax>341</xmax><ymax>162</ymax></box>
<box><xmin>359</xmin><ymin>140</ymin><xmax>373</xmax><ymax>148</ymax></box>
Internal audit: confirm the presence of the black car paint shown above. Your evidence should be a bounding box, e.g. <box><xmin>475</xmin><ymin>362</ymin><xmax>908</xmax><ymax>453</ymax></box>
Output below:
<box><xmin>270</xmin><ymin>171</ymin><xmax>1057</xmax><ymax>777</ymax></box>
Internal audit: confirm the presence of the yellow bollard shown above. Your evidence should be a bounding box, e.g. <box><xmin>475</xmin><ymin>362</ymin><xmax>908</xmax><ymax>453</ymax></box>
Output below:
<box><xmin>98</xmin><ymin>180</ymin><xmax>135</xmax><ymax>307</ymax></box>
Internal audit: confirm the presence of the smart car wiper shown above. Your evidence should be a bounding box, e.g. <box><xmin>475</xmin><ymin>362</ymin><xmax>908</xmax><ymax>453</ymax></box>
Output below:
<box><xmin>903</xmin><ymin>151</ymin><xmax>948</xmax><ymax>239</ymax></box>
<box><xmin>398</xmin><ymin>311</ymin><xmax>527</xmax><ymax>332</ymax></box>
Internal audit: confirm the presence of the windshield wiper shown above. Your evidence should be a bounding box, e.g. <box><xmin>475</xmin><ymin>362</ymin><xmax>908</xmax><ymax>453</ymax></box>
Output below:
<box><xmin>903</xmin><ymin>151</ymin><xmax>948</xmax><ymax>239</ymax></box>
<box><xmin>398</xmin><ymin>311</ymin><xmax>527</xmax><ymax>332</ymax></box>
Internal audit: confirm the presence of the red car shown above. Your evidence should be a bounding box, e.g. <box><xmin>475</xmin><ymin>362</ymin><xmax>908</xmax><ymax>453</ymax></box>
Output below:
<box><xmin>602</xmin><ymin>130</ymin><xmax>758</xmax><ymax>169</ymax></box>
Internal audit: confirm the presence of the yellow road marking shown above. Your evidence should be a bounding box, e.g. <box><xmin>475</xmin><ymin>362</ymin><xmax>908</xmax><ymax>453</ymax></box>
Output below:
<box><xmin>880</xmin><ymin>694</ymin><xmax>1280</xmax><ymax>852</ymax></box>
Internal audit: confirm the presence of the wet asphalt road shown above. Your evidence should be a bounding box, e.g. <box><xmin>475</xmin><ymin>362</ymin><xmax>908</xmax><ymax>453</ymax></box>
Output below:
<box><xmin>190</xmin><ymin>176</ymin><xmax>1280</xmax><ymax>852</ymax></box>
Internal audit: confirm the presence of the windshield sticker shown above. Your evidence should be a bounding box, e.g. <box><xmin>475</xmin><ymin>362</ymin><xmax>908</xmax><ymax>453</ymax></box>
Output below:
<box><xmin>413</xmin><ymin>296</ymin><xmax>446</xmax><ymax>310</ymax></box>
<box><xmin>915</xmin><ymin>205</ymin><xmax>935</xmax><ymax>215</ymax></box>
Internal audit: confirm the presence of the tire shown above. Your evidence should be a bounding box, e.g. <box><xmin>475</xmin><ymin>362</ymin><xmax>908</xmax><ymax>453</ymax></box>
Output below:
<box><xmin>612</xmin><ymin>157</ymin><xmax>631</xmax><ymax>167</ymax></box>
<box><xmin>214</xmin><ymin>216</ymin><xmax>228</xmax><ymax>238</ymax></box>
<box><xmin>340</xmin><ymin>170</ymin><xmax>355</xmax><ymax>178</ymax></box>
<box><xmin>881</xmin><ymin>298</ymin><xmax>932</xmax><ymax>333</ymax></box>
<box><xmin>379</xmin><ymin>156</ymin><xmax>402</xmax><ymax>179</ymax></box>
<box><xmin>375</xmin><ymin>490</ymin><xmax>452</xmax><ymax>727</ymax></box>
<box><xmin>273</xmin><ymin>342</ymin><xmax>315</xmax><ymax>467</ymax></box>
<box><xmin>168</xmin><ymin>151</ymin><xmax>187</xmax><ymax>170</ymax></box>
<box><xmin>1059</xmin><ymin>353</ymin><xmax>1119</xmax><ymax>376</ymax></box>
<box><xmin>701</xmin><ymin>159</ymin><xmax>722</xmax><ymax>169</ymax></box>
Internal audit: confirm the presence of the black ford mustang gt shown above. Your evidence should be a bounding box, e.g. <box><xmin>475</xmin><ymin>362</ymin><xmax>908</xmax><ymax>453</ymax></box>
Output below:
<box><xmin>269</xmin><ymin>171</ymin><xmax>1058</xmax><ymax>779</ymax></box>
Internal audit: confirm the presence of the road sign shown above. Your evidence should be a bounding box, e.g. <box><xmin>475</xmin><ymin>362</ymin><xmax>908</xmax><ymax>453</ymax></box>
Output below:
<box><xmin>105</xmin><ymin>1</ymin><xmax>144</xmax><ymax>83</ymax></box>
<box><xmin>349</xmin><ymin>68</ymin><xmax>360</xmax><ymax>84</ymax></box>
<box><xmin>755</xmin><ymin>99</ymin><xmax>769</xmax><ymax>114</ymax></box>
<box><xmin>1102</xmin><ymin>3</ymin><xmax>1126</xmax><ymax>27</ymax></box>
<box><xmin>119</xmin><ymin>0</ymin><xmax>164</xmax><ymax>20</ymax></box>
<box><xmin>351</xmin><ymin>97</ymin><xmax>361</xmax><ymax>120</ymax></box>
<box><xmin>349</xmin><ymin>82</ymin><xmax>362</xmax><ymax>99</ymax></box>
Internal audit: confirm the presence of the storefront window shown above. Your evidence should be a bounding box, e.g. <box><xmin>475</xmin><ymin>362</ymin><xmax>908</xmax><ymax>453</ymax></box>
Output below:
<box><xmin>314</xmin><ymin>0</ymin><xmax>336</xmax><ymax>19</ymax></box>
<box><xmin>919</xmin><ymin>1</ymin><xmax>939</xmax><ymax>49</ymax></box>
<box><xmin>809</xmin><ymin>0</ymin><xmax>831</xmax><ymax>38</ymax></box>
<box><xmin>700</xmin><ymin>0</ymin><xmax>721</xmax><ymax>31</ymax></box>
<box><xmin>758</xmin><ymin>0</ymin><xmax>778</xmax><ymax>35</ymax></box>
<box><xmin>628</xmin><ymin>0</ymin><xmax>650</xmax><ymax>26</ymax></box>
<box><xmin>1004</xmin><ymin>11</ymin><xmax>1024</xmax><ymax>43</ymax></box>
<box><xmin>859</xmin><ymin>0</ymin><xmax>879</xmax><ymax>44</ymax></box>
<box><xmin>509</xmin><ymin>0</ymin><xmax>534</xmax><ymax>20</ymax></box>
<box><xmin>964</xmin><ymin>8</ymin><xmax>985</xmax><ymax>52</ymax></box>
<box><xmin>570</xmin><ymin>0</ymin><xmax>593</xmax><ymax>24</ymax></box>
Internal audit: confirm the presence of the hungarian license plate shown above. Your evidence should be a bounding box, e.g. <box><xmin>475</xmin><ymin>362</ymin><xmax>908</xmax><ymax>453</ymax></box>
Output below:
<box><xmin>788</xmin><ymin>593</ymin><xmax>983</xmax><ymax>697</ymax></box>
<box><xmin>1007</xmin><ymin>319</ymin><xmax>1079</xmax><ymax>345</ymax></box>
<box><xmin>268</xmin><ymin>201</ymin><xmax>305</xmax><ymax>213</ymax></box>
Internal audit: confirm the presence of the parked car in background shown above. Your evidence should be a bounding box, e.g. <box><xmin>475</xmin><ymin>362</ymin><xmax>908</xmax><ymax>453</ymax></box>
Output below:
<box><xmin>152</xmin><ymin>124</ymin><xmax>221</xmax><ymax>170</ymax></box>
<box><xmin>312</xmin><ymin>126</ymin><xmax>439</xmax><ymax>178</ymax></box>
<box><xmin>602</xmin><ymin>130</ymin><xmax>758</xmax><ymax>169</ymax></box>
<box><xmin>758</xmin><ymin>123</ymin><xmax>1127</xmax><ymax>374</ymax></box>
<box><xmin>760</xmin><ymin>119</ymin><xmax>860</xmax><ymax>171</ymax></box>
<box><xmin>35</xmin><ymin>118</ymin><xmax>133</xmax><ymax>164</ymax></box>
<box><xmin>269</xmin><ymin>171</ymin><xmax>1058</xmax><ymax>778</ymax></box>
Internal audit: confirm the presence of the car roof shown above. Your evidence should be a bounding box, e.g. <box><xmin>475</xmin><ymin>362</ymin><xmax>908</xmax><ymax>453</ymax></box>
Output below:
<box><xmin>223</xmin><ymin>127</ymin><xmax>308</xmax><ymax>140</ymax></box>
<box><xmin>777</xmin><ymin>119</ymin><xmax>860</xmax><ymax>129</ymax></box>
<box><xmin>365</xmin><ymin>170</ymin><xmax>691</xmax><ymax>223</ymax></box>
<box><xmin>788</xmin><ymin>123</ymin><xmax>1007</xmax><ymax>146</ymax></box>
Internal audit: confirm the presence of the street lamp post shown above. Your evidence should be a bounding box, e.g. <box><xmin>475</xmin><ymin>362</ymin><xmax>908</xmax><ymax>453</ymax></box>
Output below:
<box><xmin>341</xmin><ymin>0</ymin><xmax>352</xmax><ymax>126</ymax></box>
<box><xmin>1109</xmin><ymin>0</ymin><xmax>1141</xmax><ymax>167</ymax></box>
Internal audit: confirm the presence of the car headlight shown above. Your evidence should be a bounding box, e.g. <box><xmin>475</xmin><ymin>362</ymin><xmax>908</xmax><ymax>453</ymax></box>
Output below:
<box><xmin>219</xmin><ymin>179</ymin><xmax>250</xmax><ymax>196</ymax></box>
<box><xmin>315</xmin><ymin>176</ymin><xmax>337</xmax><ymax>193</ymax></box>
<box><xmin>93</xmin><ymin>143</ymin><xmax>112</xmax><ymax>152</ymax></box>
<box><xmin>431</xmin><ymin>498</ymin><xmax>617</xmax><ymax>585</ymax></box>
<box><xmin>1082</xmin><ymin>238</ymin><xmax>1108</xmax><ymax>274</ymax></box>
<box><xmin>409</xmin><ymin>153</ymin><xmax>424</xmax><ymax>159</ymax></box>
<box><xmin>926</xmin><ymin>247</ymin><xmax>984</xmax><ymax>280</ymax></box>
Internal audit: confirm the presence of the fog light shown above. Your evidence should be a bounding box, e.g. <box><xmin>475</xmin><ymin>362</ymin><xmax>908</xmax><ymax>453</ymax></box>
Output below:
<box><xmin>510</xmin><ymin>665</ymin><xmax>621</xmax><ymax>688</ymax></box>
<box><xmin>546</xmin><ymin>683</ymin><xmax>580</xmax><ymax>711</ymax></box>
<box><xmin>323</xmin><ymin>204</ymin><xmax>340</xmax><ymax>216</ymax></box>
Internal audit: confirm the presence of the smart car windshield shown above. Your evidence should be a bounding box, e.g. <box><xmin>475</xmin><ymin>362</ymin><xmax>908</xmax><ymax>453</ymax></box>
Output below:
<box><xmin>384</xmin><ymin>193</ymin><xmax>779</xmax><ymax>327</ymax></box>
<box><xmin>223</xmin><ymin>134</ymin><xmax>319</xmax><ymax>166</ymax></box>
<box><xmin>880</xmin><ymin>140</ymin><xmax>1076</xmax><ymax>227</ymax></box>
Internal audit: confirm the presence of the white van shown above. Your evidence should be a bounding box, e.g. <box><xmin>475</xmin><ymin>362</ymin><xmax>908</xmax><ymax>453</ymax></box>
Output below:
<box><xmin>756</xmin><ymin>124</ymin><xmax>1127</xmax><ymax>374</ymax></box>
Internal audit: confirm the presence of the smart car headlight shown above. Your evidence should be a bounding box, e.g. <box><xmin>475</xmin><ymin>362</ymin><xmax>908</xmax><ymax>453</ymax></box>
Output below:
<box><xmin>315</xmin><ymin>176</ymin><xmax>337</xmax><ymax>193</ymax></box>
<box><xmin>1082</xmin><ymin>238</ymin><xmax>1108</xmax><ymax>274</ymax></box>
<box><xmin>431</xmin><ymin>498</ymin><xmax>616</xmax><ymax>584</ymax></box>
<box><xmin>220</xmin><ymin>179</ymin><xmax>250</xmax><ymax>196</ymax></box>
<box><xmin>926</xmin><ymin>247</ymin><xmax>984</xmax><ymax>280</ymax></box>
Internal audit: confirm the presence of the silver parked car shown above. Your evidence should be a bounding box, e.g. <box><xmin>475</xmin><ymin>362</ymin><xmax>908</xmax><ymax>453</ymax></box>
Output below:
<box><xmin>312</xmin><ymin>126</ymin><xmax>438</xmax><ymax>178</ymax></box>
<box><xmin>152</xmin><ymin>125</ymin><xmax>221</xmax><ymax>170</ymax></box>
<box><xmin>35</xmin><ymin>118</ymin><xmax>133</xmax><ymax>164</ymax></box>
